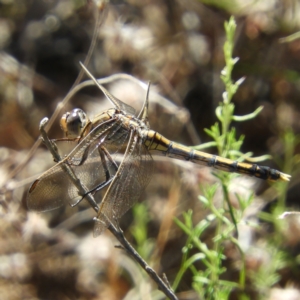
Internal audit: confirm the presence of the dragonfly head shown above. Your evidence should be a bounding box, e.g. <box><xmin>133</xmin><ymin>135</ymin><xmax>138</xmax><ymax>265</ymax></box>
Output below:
<box><xmin>60</xmin><ymin>108</ymin><xmax>89</xmax><ymax>138</ymax></box>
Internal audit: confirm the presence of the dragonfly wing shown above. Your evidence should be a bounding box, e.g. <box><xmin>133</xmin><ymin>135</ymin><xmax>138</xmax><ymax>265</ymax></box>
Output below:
<box><xmin>28</xmin><ymin>152</ymin><xmax>112</xmax><ymax>211</ymax></box>
<box><xmin>27</xmin><ymin>163</ymin><xmax>76</xmax><ymax>211</ymax></box>
<box><xmin>112</xmin><ymin>94</ymin><xmax>136</xmax><ymax>116</ymax></box>
<box><xmin>79</xmin><ymin>62</ymin><xmax>136</xmax><ymax>116</ymax></box>
<box><xmin>27</xmin><ymin>120</ymin><xmax>124</xmax><ymax>211</ymax></box>
<box><xmin>94</xmin><ymin>130</ymin><xmax>153</xmax><ymax>236</ymax></box>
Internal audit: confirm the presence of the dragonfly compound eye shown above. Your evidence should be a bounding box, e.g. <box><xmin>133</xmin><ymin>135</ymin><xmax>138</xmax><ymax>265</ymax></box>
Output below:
<box><xmin>60</xmin><ymin>108</ymin><xmax>88</xmax><ymax>138</ymax></box>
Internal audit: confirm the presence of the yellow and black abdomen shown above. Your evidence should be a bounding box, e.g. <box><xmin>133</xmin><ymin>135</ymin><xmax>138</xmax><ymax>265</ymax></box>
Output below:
<box><xmin>144</xmin><ymin>130</ymin><xmax>291</xmax><ymax>182</ymax></box>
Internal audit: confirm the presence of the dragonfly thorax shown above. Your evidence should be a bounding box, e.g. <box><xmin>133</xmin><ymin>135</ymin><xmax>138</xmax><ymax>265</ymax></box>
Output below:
<box><xmin>60</xmin><ymin>108</ymin><xmax>90</xmax><ymax>138</ymax></box>
<box><xmin>116</xmin><ymin>112</ymin><xmax>149</xmax><ymax>132</ymax></box>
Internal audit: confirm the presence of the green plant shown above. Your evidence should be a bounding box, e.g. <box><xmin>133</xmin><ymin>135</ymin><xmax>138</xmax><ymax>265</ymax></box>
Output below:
<box><xmin>172</xmin><ymin>16</ymin><xmax>290</xmax><ymax>300</ymax></box>
<box><xmin>130</xmin><ymin>202</ymin><xmax>155</xmax><ymax>260</ymax></box>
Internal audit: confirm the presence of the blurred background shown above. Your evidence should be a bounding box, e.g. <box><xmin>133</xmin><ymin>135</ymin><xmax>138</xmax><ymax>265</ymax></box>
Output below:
<box><xmin>0</xmin><ymin>0</ymin><xmax>300</xmax><ymax>299</ymax></box>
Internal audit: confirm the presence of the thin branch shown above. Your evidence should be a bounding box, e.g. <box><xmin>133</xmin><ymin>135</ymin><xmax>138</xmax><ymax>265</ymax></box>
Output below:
<box><xmin>39</xmin><ymin>118</ymin><xmax>178</xmax><ymax>300</ymax></box>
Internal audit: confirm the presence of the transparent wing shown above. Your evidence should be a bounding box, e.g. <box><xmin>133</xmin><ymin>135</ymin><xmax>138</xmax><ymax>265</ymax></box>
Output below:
<box><xmin>110</xmin><ymin>93</ymin><xmax>136</xmax><ymax>116</ymax></box>
<box><xmin>94</xmin><ymin>130</ymin><xmax>153</xmax><ymax>237</ymax></box>
<box><xmin>27</xmin><ymin>119</ymin><xmax>128</xmax><ymax>212</ymax></box>
<box><xmin>27</xmin><ymin>155</ymin><xmax>106</xmax><ymax>211</ymax></box>
<box><xmin>79</xmin><ymin>62</ymin><xmax>136</xmax><ymax>116</ymax></box>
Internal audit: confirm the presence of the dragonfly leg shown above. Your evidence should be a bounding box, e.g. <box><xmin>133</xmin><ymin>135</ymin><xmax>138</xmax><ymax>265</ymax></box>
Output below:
<box><xmin>70</xmin><ymin>177</ymin><xmax>114</xmax><ymax>207</ymax></box>
<box><xmin>70</xmin><ymin>145</ymin><xmax>119</xmax><ymax>207</ymax></box>
<box><xmin>85</xmin><ymin>145</ymin><xmax>119</xmax><ymax>193</ymax></box>
<box><xmin>100</xmin><ymin>145</ymin><xmax>119</xmax><ymax>172</ymax></box>
<box><xmin>67</xmin><ymin>144</ymin><xmax>91</xmax><ymax>166</ymax></box>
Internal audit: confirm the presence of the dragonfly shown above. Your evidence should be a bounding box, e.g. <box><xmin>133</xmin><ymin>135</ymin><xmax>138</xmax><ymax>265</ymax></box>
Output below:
<box><xmin>27</xmin><ymin>63</ymin><xmax>291</xmax><ymax>237</ymax></box>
